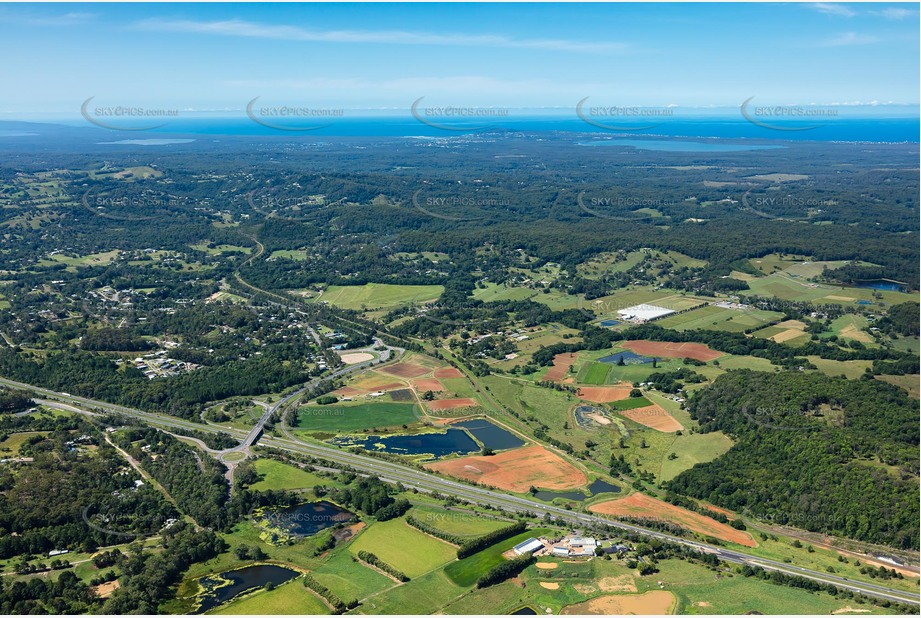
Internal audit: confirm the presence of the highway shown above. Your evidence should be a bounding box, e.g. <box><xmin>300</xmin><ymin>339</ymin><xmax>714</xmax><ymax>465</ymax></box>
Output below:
<box><xmin>1</xmin><ymin>374</ymin><xmax>917</xmax><ymax>606</ymax></box>
<box><xmin>237</xmin><ymin>336</ymin><xmax>398</xmax><ymax>450</ymax></box>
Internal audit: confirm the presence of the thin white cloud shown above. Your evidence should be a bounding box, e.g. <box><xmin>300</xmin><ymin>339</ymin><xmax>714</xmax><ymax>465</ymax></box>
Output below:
<box><xmin>810</xmin><ymin>3</ymin><xmax>857</xmax><ymax>17</ymax></box>
<box><xmin>874</xmin><ymin>7</ymin><xmax>916</xmax><ymax>20</ymax></box>
<box><xmin>819</xmin><ymin>32</ymin><xmax>879</xmax><ymax>47</ymax></box>
<box><xmin>133</xmin><ymin>18</ymin><xmax>628</xmax><ymax>54</ymax></box>
<box><xmin>0</xmin><ymin>9</ymin><xmax>95</xmax><ymax>27</ymax></box>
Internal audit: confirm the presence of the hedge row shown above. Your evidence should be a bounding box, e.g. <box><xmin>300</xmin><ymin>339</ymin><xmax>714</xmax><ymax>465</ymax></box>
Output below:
<box><xmin>457</xmin><ymin>521</ymin><xmax>527</xmax><ymax>559</ymax></box>
<box><xmin>477</xmin><ymin>553</ymin><xmax>535</xmax><ymax>588</ymax></box>
<box><xmin>302</xmin><ymin>573</ymin><xmax>357</xmax><ymax>614</ymax></box>
<box><xmin>357</xmin><ymin>550</ymin><xmax>409</xmax><ymax>582</ymax></box>
<box><xmin>405</xmin><ymin>514</ymin><xmax>464</xmax><ymax>546</ymax></box>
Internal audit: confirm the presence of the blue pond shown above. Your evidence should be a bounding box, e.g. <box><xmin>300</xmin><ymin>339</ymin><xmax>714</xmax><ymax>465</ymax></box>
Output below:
<box><xmin>511</xmin><ymin>607</ymin><xmax>538</xmax><ymax>615</ymax></box>
<box><xmin>532</xmin><ymin>478</ymin><xmax>621</xmax><ymax>502</ymax></box>
<box><xmin>852</xmin><ymin>279</ymin><xmax>907</xmax><ymax>292</ymax></box>
<box><xmin>453</xmin><ymin>419</ymin><xmax>525</xmax><ymax>451</ymax></box>
<box><xmin>332</xmin><ymin>428</ymin><xmax>480</xmax><ymax>459</ymax></box>
<box><xmin>599</xmin><ymin>319</ymin><xmax>620</xmax><ymax>327</ymax></box>
<box><xmin>195</xmin><ymin>565</ymin><xmax>299</xmax><ymax>614</ymax></box>
<box><xmin>598</xmin><ymin>350</ymin><xmax>652</xmax><ymax>365</ymax></box>
<box><xmin>260</xmin><ymin>500</ymin><xmax>356</xmax><ymax>538</ymax></box>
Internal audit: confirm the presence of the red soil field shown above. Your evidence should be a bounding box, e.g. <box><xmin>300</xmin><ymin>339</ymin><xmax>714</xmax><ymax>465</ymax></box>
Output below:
<box><xmin>426</xmin><ymin>398</ymin><xmax>478</xmax><ymax>411</ymax></box>
<box><xmin>427</xmin><ymin>445</ymin><xmax>587</xmax><ymax>492</ymax></box>
<box><xmin>380</xmin><ymin>362</ymin><xmax>430</xmax><ymax>378</ymax></box>
<box><xmin>623</xmin><ymin>340</ymin><xmax>722</xmax><ymax>362</ymax></box>
<box><xmin>619</xmin><ymin>404</ymin><xmax>684</xmax><ymax>432</ymax></box>
<box><xmin>333</xmin><ymin>386</ymin><xmax>363</xmax><ymax>397</ymax></box>
<box><xmin>413</xmin><ymin>378</ymin><xmax>446</xmax><ymax>392</ymax></box>
<box><xmin>544</xmin><ymin>353</ymin><xmax>577</xmax><ymax>382</ymax></box>
<box><xmin>434</xmin><ymin>367</ymin><xmax>464</xmax><ymax>379</ymax></box>
<box><xmin>576</xmin><ymin>385</ymin><xmax>632</xmax><ymax>403</ymax></box>
<box><xmin>590</xmin><ymin>493</ymin><xmax>756</xmax><ymax>547</ymax></box>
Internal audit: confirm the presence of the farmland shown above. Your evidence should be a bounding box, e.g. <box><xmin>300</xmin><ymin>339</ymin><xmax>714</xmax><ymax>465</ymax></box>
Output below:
<box><xmin>444</xmin><ymin>528</ymin><xmax>553</xmax><ymax>587</ymax></box>
<box><xmin>294</xmin><ymin>402</ymin><xmax>421</xmax><ymax>434</ymax></box>
<box><xmin>311</xmin><ymin>283</ymin><xmax>444</xmax><ymax>311</ymax></box>
<box><xmin>248</xmin><ymin>459</ymin><xmax>334</xmax><ymax>492</ymax></box>
<box><xmin>348</xmin><ymin>518</ymin><xmax>457</xmax><ymax>578</ymax></box>
<box><xmin>408</xmin><ymin>505</ymin><xmax>512</xmax><ymax>538</ymax></box>
<box><xmin>427</xmin><ymin>445</ymin><xmax>587</xmax><ymax>493</ymax></box>
<box><xmin>590</xmin><ymin>493</ymin><xmax>757</xmax><ymax>547</ymax></box>
<box><xmin>310</xmin><ymin>550</ymin><xmax>396</xmax><ymax>602</ymax></box>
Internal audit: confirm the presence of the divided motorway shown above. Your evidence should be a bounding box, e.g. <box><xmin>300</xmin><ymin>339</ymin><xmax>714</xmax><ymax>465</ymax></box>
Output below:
<box><xmin>1</xmin><ymin>375</ymin><xmax>917</xmax><ymax>606</ymax></box>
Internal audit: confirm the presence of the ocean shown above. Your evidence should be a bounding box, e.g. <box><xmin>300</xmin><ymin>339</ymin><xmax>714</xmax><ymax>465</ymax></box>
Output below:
<box><xmin>1</xmin><ymin>114</ymin><xmax>918</xmax><ymax>143</ymax></box>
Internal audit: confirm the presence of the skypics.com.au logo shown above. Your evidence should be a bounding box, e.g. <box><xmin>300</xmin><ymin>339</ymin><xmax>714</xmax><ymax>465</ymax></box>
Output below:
<box><xmin>576</xmin><ymin>97</ymin><xmax>674</xmax><ymax>131</ymax></box>
<box><xmin>411</xmin><ymin>97</ymin><xmax>509</xmax><ymax>131</ymax></box>
<box><xmin>81</xmin><ymin>97</ymin><xmax>179</xmax><ymax>131</ymax></box>
<box><xmin>740</xmin><ymin>97</ymin><xmax>838</xmax><ymax>131</ymax></box>
<box><xmin>246</xmin><ymin>97</ymin><xmax>344</xmax><ymax>131</ymax></box>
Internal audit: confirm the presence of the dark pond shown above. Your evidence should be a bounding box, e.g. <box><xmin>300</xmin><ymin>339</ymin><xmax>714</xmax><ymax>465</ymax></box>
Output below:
<box><xmin>332</xmin><ymin>428</ymin><xmax>480</xmax><ymax>458</ymax></box>
<box><xmin>453</xmin><ymin>419</ymin><xmax>525</xmax><ymax>451</ymax></box>
<box><xmin>598</xmin><ymin>350</ymin><xmax>652</xmax><ymax>365</ymax></box>
<box><xmin>852</xmin><ymin>279</ymin><xmax>907</xmax><ymax>292</ymax></box>
<box><xmin>532</xmin><ymin>478</ymin><xmax>621</xmax><ymax>502</ymax></box>
<box><xmin>511</xmin><ymin>607</ymin><xmax>538</xmax><ymax>615</ymax></box>
<box><xmin>194</xmin><ymin>565</ymin><xmax>299</xmax><ymax>614</ymax></box>
<box><xmin>599</xmin><ymin>319</ymin><xmax>620</xmax><ymax>327</ymax></box>
<box><xmin>261</xmin><ymin>500</ymin><xmax>356</xmax><ymax>538</ymax></box>
<box><xmin>587</xmin><ymin>479</ymin><xmax>621</xmax><ymax>495</ymax></box>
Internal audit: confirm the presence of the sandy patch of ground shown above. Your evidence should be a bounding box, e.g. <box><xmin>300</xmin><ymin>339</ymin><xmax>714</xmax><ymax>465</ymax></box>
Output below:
<box><xmin>544</xmin><ymin>353</ymin><xmax>577</xmax><ymax>382</ymax></box>
<box><xmin>539</xmin><ymin>582</ymin><xmax>559</xmax><ymax>590</ymax></box>
<box><xmin>832</xmin><ymin>607</ymin><xmax>871</xmax><ymax>615</ymax></box>
<box><xmin>839</xmin><ymin>324</ymin><xmax>872</xmax><ymax>343</ymax></box>
<box><xmin>770</xmin><ymin>329</ymin><xmax>805</xmax><ymax>343</ymax></box>
<box><xmin>381</xmin><ymin>362</ymin><xmax>429</xmax><ymax>378</ymax></box>
<box><xmin>585</xmin><ymin>412</ymin><xmax>611</xmax><ymax>425</ymax></box>
<box><xmin>92</xmin><ymin>581</ymin><xmax>120</xmax><ymax>598</ymax></box>
<box><xmin>597</xmin><ymin>575</ymin><xmax>637</xmax><ymax>592</ymax></box>
<box><xmin>434</xmin><ymin>367</ymin><xmax>464</xmax><ymax>379</ymax></box>
<box><xmin>825</xmin><ymin>295</ymin><xmax>856</xmax><ymax>302</ymax></box>
<box><xmin>589</xmin><ymin>493</ymin><xmax>757</xmax><ymax>547</ymax></box>
<box><xmin>413</xmin><ymin>378</ymin><xmax>445</xmax><ymax>392</ymax></box>
<box><xmin>536</xmin><ymin>562</ymin><xmax>558</xmax><ymax>570</ymax></box>
<box><xmin>624</xmin><ymin>340</ymin><xmax>722</xmax><ymax>362</ymax></box>
<box><xmin>427</xmin><ymin>444</ymin><xmax>587</xmax><ymax>492</ymax></box>
<box><xmin>334</xmin><ymin>521</ymin><xmax>366</xmax><ymax>543</ymax></box>
<box><xmin>426</xmin><ymin>398</ymin><xmax>478</xmax><ymax>411</ymax></box>
<box><xmin>576</xmin><ymin>385</ymin><xmax>633</xmax><ymax>403</ymax></box>
<box><xmin>340</xmin><ymin>352</ymin><xmax>374</xmax><ymax>365</ymax></box>
<box><xmin>619</xmin><ymin>404</ymin><xmax>684</xmax><ymax>432</ymax></box>
<box><xmin>574</xmin><ymin>583</ymin><xmax>597</xmax><ymax>594</ymax></box>
<box><xmin>561</xmin><ymin>591</ymin><xmax>675</xmax><ymax>615</ymax></box>
<box><xmin>694</xmin><ymin>601</ymin><xmax>711</xmax><ymax>608</ymax></box>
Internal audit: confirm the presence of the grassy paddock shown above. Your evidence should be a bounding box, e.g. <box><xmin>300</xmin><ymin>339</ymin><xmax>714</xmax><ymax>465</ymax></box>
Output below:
<box><xmin>348</xmin><ymin>518</ymin><xmax>457</xmax><ymax>578</ymax></box>
<box><xmin>443</xmin><ymin>528</ymin><xmax>553</xmax><ymax>587</ymax></box>
<box><xmin>249</xmin><ymin>459</ymin><xmax>333</xmax><ymax>492</ymax></box>
<box><xmin>295</xmin><ymin>402</ymin><xmax>420</xmax><ymax>433</ymax></box>
<box><xmin>313</xmin><ymin>283</ymin><xmax>444</xmax><ymax>311</ymax></box>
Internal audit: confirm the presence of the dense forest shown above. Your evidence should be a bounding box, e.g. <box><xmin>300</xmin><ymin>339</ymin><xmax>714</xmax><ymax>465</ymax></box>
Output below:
<box><xmin>667</xmin><ymin>370</ymin><xmax>919</xmax><ymax>549</ymax></box>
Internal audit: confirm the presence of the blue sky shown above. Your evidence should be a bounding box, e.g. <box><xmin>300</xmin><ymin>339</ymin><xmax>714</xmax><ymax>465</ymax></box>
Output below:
<box><xmin>1</xmin><ymin>2</ymin><xmax>918</xmax><ymax>117</ymax></box>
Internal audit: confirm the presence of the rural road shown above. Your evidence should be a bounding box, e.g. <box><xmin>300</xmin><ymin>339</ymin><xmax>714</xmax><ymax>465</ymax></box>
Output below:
<box><xmin>1</xmin><ymin>375</ymin><xmax>918</xmax><ymax>606</ymax></box>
